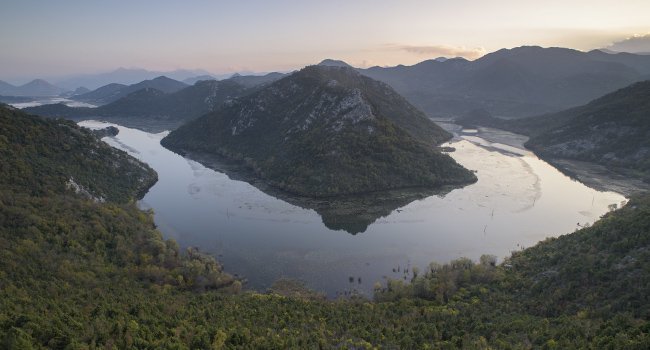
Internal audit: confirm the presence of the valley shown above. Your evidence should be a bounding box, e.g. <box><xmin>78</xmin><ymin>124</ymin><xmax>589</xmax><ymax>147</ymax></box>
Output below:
<box><xmin>1</xmin><ymin>4</ymin><xmax>649</xmax><ymax>343</ymax></box>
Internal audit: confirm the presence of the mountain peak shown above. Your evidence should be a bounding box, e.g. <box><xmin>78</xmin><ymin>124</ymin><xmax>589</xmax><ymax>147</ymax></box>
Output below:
<box><xmin>317</xmin><ymin>59</ymin><xmax>353</xmax><ymax>68</ymax></box>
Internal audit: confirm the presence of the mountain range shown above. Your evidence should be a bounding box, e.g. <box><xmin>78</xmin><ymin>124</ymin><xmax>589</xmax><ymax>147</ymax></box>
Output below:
<box><xmin>23</xmin><ymin>74</ymin><xmax>282</xmax><ymax>132</ymax></box>
<box><xmin>71</xmin><ymin>76</ymin><xmax>189</xmax><ymax>105</ymax></box>
<box><xmin>52</xmin><ymin>67</ymin><xmax>225</xmax><ymax>90</ymax></box>
<box><xmin>0</xmin><ymin>79</ymin><xmax>68</xmax><ymax>97</ymax></box>
<box><xmin>358</xmin><ymin>46</ymin><xmax>650</xmax><ymax>118</ymax></box>
<box><xmin>161</xmin><ymin>65</ymin><xmax>476</xmax><ymax>197</ymax></box>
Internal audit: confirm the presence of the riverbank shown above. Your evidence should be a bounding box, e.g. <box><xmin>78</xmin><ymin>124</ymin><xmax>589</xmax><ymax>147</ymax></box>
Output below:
<box><xmin>440</xmin><ymin>122</ymin><xmax>648</xmax><ymax>197</ymax></box>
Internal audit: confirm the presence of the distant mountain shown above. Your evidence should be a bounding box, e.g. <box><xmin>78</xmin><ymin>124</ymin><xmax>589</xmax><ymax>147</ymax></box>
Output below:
<box><xmin>162</xmin><ymin>65</ymin><xmax>475</xmax><ymax>197</ymax></box>
<box><xmin>0</xmin><ymin>80</ymin><xmax>15</xmax><ymax>95</ymax></box>
<box><xmin>72</xmin><ymin>86</ymin><xmax>90</xmax><ymax>95</ymax></box>
<box><xmin>24</xmin><ymin>78</ymin><xmax>253</xmax><ymax>132</ymax></box>
<box><xmin>183</xmin><ymin>75</ymin><xmax>216</xmax><ymax>85</ymax></box>
<box><xmin>54</xmin><ymin>67</ymin><xmax>217</xmax><ymax>90</ymax></box>
<box><xmin>360</xmin><ymin>46</ymin><xmax>650</xmax><ymax>118</ymax></box>
<box><xmin>72</xmin><ymin>76</ymin><xmax>188</xmax><ymax>105</ymax></box>
<box><xmin>0</xmin><ymin>79</ymin><xmax>67</xmax><ymax>97</ymax></box>
<box><xmin>71</xmin><ymin>83</ymin><xmax>127</xmax><ymax>105</ymax></box>
<box><xmin>228</xmin><ymin>72</ymin><xmax>286</xmax><ymax>88</ymax></box>
<box><xmin>318</xmin><ymin>59</ymin><xmax>353</xmax><ymax>68</ymax></box>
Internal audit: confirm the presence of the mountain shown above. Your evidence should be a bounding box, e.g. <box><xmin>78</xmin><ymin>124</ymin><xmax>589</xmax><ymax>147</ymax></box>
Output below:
<box><xmin>183</xmin><ymin>75</ymin><xmax>216</xmax><ymax>85</ymax></box>
<box><xmin>71</xmin><ymin>86</ymin><xmax>90</xmax><ymax>95</ymax></box>
<box><xmin>458</xmin><ymin>81</ymin><xmax>650</xmax><ymax>183</ymax></box>
<box><xmin>0</xmin><ymin>79</ymin><xmax>67</xmax><ymax>97</ymax></box>
<box><xmin>0</xmin><ymin>80</ymin><xmax>16</xmax><ymax>95</ymax></box>
<box><xmin>53</xmin><ymin>67</ymin><xmax>218</xmax><ymax>90</ymax></box>
<box><xmin>318</xmin><ymin>59</ymin><xmax>353</xmax><ymax>68</ymax></box>
<box><xmin>360</xmin><ymin>46</ymin><xmax>650</xmax><ymax>118</ymax></box>
<box><xmin>162</xmin><ymin>65</ymin><xmax>476</xmax><ymax>197</ymax></box>
<box><xmin>25</xmin><ymin>78</ymin><xmax>252</xmax><ymax>132</ymax></box>
<box><xmin>72</xmin><ymin>76</ymin><xmax>188</xmax><ymax>105</ymax></box>
<box><xmin>71</xmin><ymin>83</ymin><xmax>127</xmax><ymax>105</ymax></box>
<box><xmin>524</xmin><ymin>81</ymin><xmax>650</xmax><ymax>181</ymax></box>
<box><xmin>228</xmin><ymin>72</ymin><xmax>286</xmax><ymax>87</ymax></box>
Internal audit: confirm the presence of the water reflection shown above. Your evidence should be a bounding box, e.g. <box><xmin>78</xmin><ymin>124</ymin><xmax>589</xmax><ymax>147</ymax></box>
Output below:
<box><xmin>78</xmin><ymin>120</ymin><xmax>626</xmax><ymax>297</ymax></box>
<box><xmin>171</xmin><ymin>148</ymin><xmax>455</xmax><ymax>234</ymax></box>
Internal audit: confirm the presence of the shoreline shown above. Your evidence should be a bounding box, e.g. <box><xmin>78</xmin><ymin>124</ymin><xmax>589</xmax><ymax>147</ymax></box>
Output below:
<box><xmin>439</xmin><ymin>122</ymin><xmax>648</xmax><ymax>197</ymax></box>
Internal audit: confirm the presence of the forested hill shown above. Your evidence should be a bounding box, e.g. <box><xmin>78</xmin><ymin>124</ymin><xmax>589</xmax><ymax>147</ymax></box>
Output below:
<box><xmin>162</xmin><ymin>65</ymin><xmax>475</xmax><ymax>197</ymax></box>
<box><xmin>458</xmin><ymin>80</ymin><xmax>650</xmax><ymax>182</ymax></box>
<box><xmin>0</xmin><ymin>105</ymin><xmax>157</xmax><ymax>202</ymax></box>
<box><xmin>0</xmin><ymin>104</ymin><xmax>239</xmax><ymax>347</ymax></box>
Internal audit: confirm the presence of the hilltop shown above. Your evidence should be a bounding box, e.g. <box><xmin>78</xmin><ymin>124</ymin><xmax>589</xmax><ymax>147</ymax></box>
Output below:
<box><xmin>162</xmin><ymin>65</ymin><xmax>476</xmax><ymax>197</ymax></box>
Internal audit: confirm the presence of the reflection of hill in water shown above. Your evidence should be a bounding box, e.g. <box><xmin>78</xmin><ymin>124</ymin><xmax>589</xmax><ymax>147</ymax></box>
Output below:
<box><xmin>279</xmin><ymin>188</ymin><xmax>452</xmax><ymax>234</ymax></box>
<box><xmin>174</xmin><ymin>150</ymin><xmax>456</xmax><ymax>234</ymax></box>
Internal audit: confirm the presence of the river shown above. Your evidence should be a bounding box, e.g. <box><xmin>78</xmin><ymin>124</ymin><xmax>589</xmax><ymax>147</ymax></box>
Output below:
<box><xmin>79</xmin><ymin>120</ymin><xmax>626</xmax><ymax>297</ymax></box>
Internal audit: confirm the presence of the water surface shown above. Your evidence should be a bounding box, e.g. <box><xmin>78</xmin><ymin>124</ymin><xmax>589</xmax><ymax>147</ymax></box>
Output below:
<box><xmin>79</xmin><ymin>120</ymin><xmax>626</xmax><ymax>297</ymax></box>
<box><xmin>11</xmin><ymin>97</ymin><xmax>96</xmax><ymax>108</ymax></box>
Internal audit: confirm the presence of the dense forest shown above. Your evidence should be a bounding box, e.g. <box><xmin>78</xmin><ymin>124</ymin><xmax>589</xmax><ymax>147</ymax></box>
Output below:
<box><xmin>1</xmin><ymin>103</ymin><xmax>649</xmax><ymax>348</ymax></box>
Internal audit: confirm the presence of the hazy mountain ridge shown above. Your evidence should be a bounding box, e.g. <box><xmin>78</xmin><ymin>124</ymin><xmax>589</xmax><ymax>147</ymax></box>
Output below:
<box><xmin>53</xmin><ymin>67</ymin><xmax>218</xmax><ymax>90</ymax></box>
<box><xmin>72</xmin><ymin>76</ymin><xmax>188</xmax><ymax>105</ymax></box>
<box><xmin>359</xmin><ymin>46</ymin><xmax>650</xmax><ymax>118</ymax></box>
<box><xmin>182</xmin><ymin>75</ymin><xmax>217</xmax><ymax>85</ymax></box>
<box><xmin>23</xmin><ymin>77</ymin><xmax>260</xmax><ymax>131</ymax></box>
<box><xmin>0</xmin><ymin>79</ymin><xmax>68</xmax><ymax>97</ymax></box>
<box><xmin>162</xmin><ymin>65</ymin><xmax>476</xmax><ymax>197</ymax></box>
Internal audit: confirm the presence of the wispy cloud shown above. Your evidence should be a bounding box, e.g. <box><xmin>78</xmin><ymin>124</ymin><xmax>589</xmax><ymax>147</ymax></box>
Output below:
<box><xmin>386</xmin><ymin>44</ymin><xmax>486</xmax><ymax>60</ymax></box>
<box><xmin>605</xmin><ymin>34</ymin><xmax>650</xmax><ymax>53</ymax></box>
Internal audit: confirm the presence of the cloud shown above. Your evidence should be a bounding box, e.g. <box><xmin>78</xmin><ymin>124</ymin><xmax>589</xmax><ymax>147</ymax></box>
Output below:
<box><xmin>605</xmin><ymin>34</ymin><xmax>650</xmax><ymax>53</ymax></box>
<box><xmin>388</xmin><ymin>44</ymin><xmax>486</xmax><ymax>60</ymax></box>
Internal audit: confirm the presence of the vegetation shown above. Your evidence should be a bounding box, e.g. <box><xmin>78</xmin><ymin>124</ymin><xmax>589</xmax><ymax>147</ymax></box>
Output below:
<box><xmin>1</xmin><ymin>103</ymin><xmax>648</xmax><ymax>348</ymax></box>
<box><xmin>162</xmin><ymin>65</ymin><xmax>476</xmax><ymax>197</ymax></box>
<box><xmin>458</xmin><ymin>80</ymin><xmax>650</xmax><ymax>182</ymax></box>
<box><xmin>0</xmin><ymin>105</ymin><xmax>157</xmax><ymax>202</ymax></box>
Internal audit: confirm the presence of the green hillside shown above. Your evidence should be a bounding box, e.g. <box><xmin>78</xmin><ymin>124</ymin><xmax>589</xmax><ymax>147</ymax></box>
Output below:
<box><xmin>162</xmin><ymin>66</ymin><xmax>475</xmax><ymax>197</ymax></box>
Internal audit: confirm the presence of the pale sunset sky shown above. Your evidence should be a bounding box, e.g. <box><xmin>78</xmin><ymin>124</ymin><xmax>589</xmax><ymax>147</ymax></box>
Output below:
<box><xmin>1</xmin><ymin>0</ymin><xmax>649</xmax><ymax>81</ymax></box>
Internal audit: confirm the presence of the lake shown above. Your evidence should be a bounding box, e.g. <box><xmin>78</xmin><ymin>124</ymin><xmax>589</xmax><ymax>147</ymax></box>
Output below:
<box><xmin>10</xmin><ymin>97</ymin><xmax>96</xmax><ymax>109</ymax></box>
<box><xmin>79</xmin><ymin>120</ymin><xmax>626</xmax><ymax>297</ymax></box>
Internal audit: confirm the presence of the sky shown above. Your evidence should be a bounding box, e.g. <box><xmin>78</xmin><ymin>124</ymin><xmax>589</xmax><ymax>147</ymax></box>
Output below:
<box><xmin>1</xmin><ymin>0</ymin><xmax>649</xmax><ymax>82</ymax></box>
